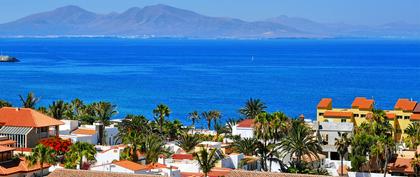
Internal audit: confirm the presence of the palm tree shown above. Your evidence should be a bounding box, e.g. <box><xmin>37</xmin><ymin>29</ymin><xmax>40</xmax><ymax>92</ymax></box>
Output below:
<box><xmin>231</xmin><ymin>137</ymin><xmax>258</xmax><ymax>156</ymax></box>
<box><xmin>405</xmin><ymin>122</ymin><xmax>420</xmax><ymax>149</ymax></box>
<box><xmin>0</xmin><ymin>100</ymin><xmax>12</xmax><ymax>108</ymax></box>
<box><xmin>209</xmin><ymin>110</ymin><xmax>221</xmax><ymax>127</ymax></box>
<box><xmin>335</xmin><ymin>132</ymin><xmax>351</xmax><ymax>176</ymax></box>
<box><xmin>120</xmin><ymin>131</ymin><xmax>143</xmax><ymax>162</ymax></box>
<box><xmin>278</xmin><ymin>120</ymin><xmax>322</xmax><ymax>171</ymax></box>
<box><xmin>141</xmin><ymin>134</ymin><xmax>171</xmax><ymax>164</ymax></box>
<box><xmin>26</xmin><ymin>144</ymin><xmax>56</xmax><ymax>177</ymax></box>
<box><xmin>153</xmin><ymin>104</ymin><xmax>171</xmax><ymax>135</ymax></box>
<box><xmin>65</xmin><ymin>142</ymin><xmax>96</xmax><ymax>169</ymax></box>
<box><xmin>176</xmin><ymin>132</ymin><xmax>202</xmax><ymax>153</ymax></box>
<box><xmin>194</xmin><ymin>148</ymin><xmax>223</xmax><ymax>177</ymax></box>
<box><xmin>202</xmin><ymin>111</ymin><xmax>213</xmax><ymax>129</ymax></box>
<box><xmin>239</xmin><ymin>98</ymin><xmax>267</xmax><ymax>119</ymax></box>
<box><xmin>19</xmin><ymin>92</ymin><xmax>39</xmax><ymax>108</ymax></box>
<box><xmin>188</xmin><ymin>111</ymin><xmax>200</xmax><ymax>128</ymax></box>
<box><xmin>93</xmin><ymin>101</ymin><xmax>117</xmax><ymax>145</ymax></box>
<box><xmin>48</xmin><ymin>100</ymin><xmax>67</xmax><ymax>119</ymax></box>
<box><xmin>254</xmin><ymin>112</ymin><xmax>274</xmax><ymax>171</ymax></box>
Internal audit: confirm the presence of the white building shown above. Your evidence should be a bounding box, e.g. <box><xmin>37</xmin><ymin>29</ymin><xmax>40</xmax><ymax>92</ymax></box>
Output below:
<box><xmin>59</xmin><ymin>120</ymin><xmax>120</xmax><ymax>145</ymax></box>
<box><xmin>231</xmin><ymin>119</ymin><xmax>254</xmax><ymax>138</ymax></box>
<box><xmin>91</xmin><ymin>160</ymin><xmax>181</xmax><ymax>177</ymax></box>
<box><xmin>94</xmin><ymin>145</ymin><xmax>126</xmax><ymax>166</ymax></box>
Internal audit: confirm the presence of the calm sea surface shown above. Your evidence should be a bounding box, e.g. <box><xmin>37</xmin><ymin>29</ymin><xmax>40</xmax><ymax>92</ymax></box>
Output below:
<box><xmin>0</xmin><ymin>38</ymin><xmax>419</xmax><ymax>127</ymax></box>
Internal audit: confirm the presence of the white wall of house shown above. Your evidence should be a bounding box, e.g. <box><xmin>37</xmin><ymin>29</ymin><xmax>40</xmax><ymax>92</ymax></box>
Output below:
<box><xmin>231</xmin><ymin>126</ymin><xmax>254</xmax><ymax>138</ymax></box>
<box><xmin>94</xmin><ymin>146</ymin><xmax>124</xmax><ymax>166</ymax></box>
<box><xmin>91</xmin><ymin>164</ymin><xmax>138</xmax><ymax>174</ymax></box>
<box><xmin>104</xmin><ymin>126</ymin><xmax>119</xmax><ymax>145</ymax></box>
<box><xmin>59</xmin><ymin>120</ymin><xmax>79</xmax><ymax>135</ymax></box>
<box><xmin>222</xmin><ymin>154</ymin><xmax>244</xmax><ymax>169</ymax></box>
<box><xmin>60</xmin><ymin>134</ymin><xmax>95</xmax><ymax>144</ymax></box>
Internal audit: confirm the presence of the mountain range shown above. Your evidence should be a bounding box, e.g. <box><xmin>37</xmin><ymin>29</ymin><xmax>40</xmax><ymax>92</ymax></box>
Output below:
<box><xmin>0</xmin><ymin>4</ymin><xmax>419</xmax><ymax>38</ymax></box>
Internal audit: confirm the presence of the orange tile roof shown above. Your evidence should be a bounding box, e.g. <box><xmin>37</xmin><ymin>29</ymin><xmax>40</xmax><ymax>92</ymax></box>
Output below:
<box><xmin>236</xmin><ymin>119</ymin><xmax>254</xmax><ymax>128</ymax></box>
<box><xmin>0</xmin><ymin>157</ymin><xmax>50</xmax><ymax>176</ymax></box>
<box><xmin>172</xmin><ymin>153</ymin><xmax>194</xmax><ymax>160</ymax></box>
<box><xmin>0</xmin><ymin>139</ymin><xmax>16</xmax><ymax>146</ymax></box>
<box><xmin>0</xmin><ymin>146</ymin><xmax>15</xmax><ymax>152</ymax></box>
<box><xmin>112</xmin><ymin>160</ymin><xmax>148</xmax><ymax>171</ymax></box>
<box><xmin>387</xmin><ymin>157</ymin><xmax>414</xmax><ymax>174</ymax></box>
<box><xmin>0</xmin><ymin>107</ymin><xmax>64</xmax><ymax>127</ymax></box>
<box><xmin>352</xmin><ymin>97</ymin><xmax>374</xmax><ymax>110</ymax></box>
<box><xmin>146</xmin><ymin>163</ymin><xmax>175</xmax><ymax>170</ymax></box>
<box><xmin>410</xmin><ymin>114</ymin><xmax>420</xmax><ymax>121</ymax></box>
<box><xmin>317</xmin><ymin>98</ymin><xmax>332</xmax><ymax>109</ymax></box>
<box><xmin>386</xmin><ymin>113</ymin><xmax>396</xmax><ymax>120</ymax></box>
<box><xmin>49</xmin><ymin>169</ymin><xmax>161</xmax><ymax>177</ymax></box>
<box><xmin>181</xmin><ymin>168</ymin><xmax>232</xmax><ymax>177</ymax></box>
<box><xmin>394</xmin><ymin>99</ymin><xmax>417</xmax><ymax>112</ymax></box>
<box><xmin>323</xmin><ymin>111</ymin><xmax>353</xmax><ymax>118</ymax></box>
<box><xmin>226</xmin><ymin>170</ymin><xmax>327</xmax><ymax>177</ymax></box>
<box><xmin>72</xmin><ymin>128</ymin><xmax>97</xmax><ymax>135</ymax></box>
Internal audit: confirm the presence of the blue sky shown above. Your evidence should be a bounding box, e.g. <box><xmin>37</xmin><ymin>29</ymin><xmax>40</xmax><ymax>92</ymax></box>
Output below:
<box><xmin>1</xmin><ymin>0</ymin><xmax>419</xmax><ymax>25</ymax></box>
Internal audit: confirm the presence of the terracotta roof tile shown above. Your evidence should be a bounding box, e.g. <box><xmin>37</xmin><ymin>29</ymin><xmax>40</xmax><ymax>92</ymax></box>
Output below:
<box><xmin>48</xmin><ymin>169</ymin><xmax>161</xmax><ymax>177</ymax></box>
<box><xmin>414</xmin><ymin>104</ymin><xmax>420</xmax><ymax>113</ymax></box>
<box><xmin>172</xmin><ymin>153</ymin><xmax>194</xmax><ymax>160</ymax></box>
<box><xmin>112</xmin><ymin>160</ymin><xmax>148</xmax><ymax>171</ymax></box>
<box><xmin>0</xmin><ymin>146</ymin><xmax>15</xmax><ymax>152</ymax></box>
<box><xmin>226</xmin><ymin>170</ymin><xmax>327</xmax><ymax>177</ymax></box>
<box><xmin>394</xmin><ymin>99</ymin><xmax>417</xmax><ymax>112</ymax></box>
<box><xmin>72</xmin><ymin>128</ymin><xmax>97</xmax><ymax>135</ymax></box>
<box><xmin>386</xmin><ymin>113</ymin><xmax>396</xmax><ymax>120</ymax></box>
<box><xmin>323</xmin><ymin>111</ymin><xmax>353</xmax><ymax>118</ymax></box>
<box><xmin>0</xmin><ymin>157</ymin><xmax>50</xmax><ymax>176</ymax></box>
<box><xmin>236</xmin><ymin>119</ymin><xmax>254</xmax><ymax>128</ymax></box>
<box><xmin>0</xmin><ymin>139</ymin><xmax>16</xmax><ymax>146</ymax></box>
<box><xmin>387</xmin><ymin>157</ymin><xmax>414</xmax><ymax>174</ymax></box>
<box><xmin>0</xmin><ymin>107</ymin><xmax>64</xmax><ymax>127</ymax></box>
<box><xmin>352</xmin><ymin>97</ymin><xmax>374</xmax><ymax>110</ymax></box>
<box><xmin>410</xmin><ymin>114</ymin><xmax>420</xmax><ymax>121</ymax></box>
<box><xmin>317</xmin><ymin>98</ymin><xmax>332</xmax><ymax>109</ymax></box>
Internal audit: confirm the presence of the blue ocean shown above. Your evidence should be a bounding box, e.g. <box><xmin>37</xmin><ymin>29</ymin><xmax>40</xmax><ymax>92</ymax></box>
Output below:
<box><xmin>0</xmin><ymin>38</ymin><xmax>419</xmax><ymax>127</ymax></box>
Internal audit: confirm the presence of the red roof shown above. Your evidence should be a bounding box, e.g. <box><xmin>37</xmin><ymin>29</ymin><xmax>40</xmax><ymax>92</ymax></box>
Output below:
<box><xmin>386</xmin><ymin>113</ymin><xmax>396</xmax><ymax>120</ymax></box>
<box><xmin>181</xmin><ymin>168</ymin><xmax>232</xmax><ymax>177</ymax></box>
<box><xmin>387</xmin><ymin>158</ymin><xmax>414</xmax><ymax>174</ymax></box>
<box><xmin>112</xmin><ymin>160</ymin><xmax>148</xmax><ymax>171</ymax></box>
<box><xmin>172</xmin><ymin>154</ymin><xmax>194</xmax><ymax>160</ymax></box>
<box><xmin>317</xmin><ymin>98</ymin><xmax>332</xmax><ymax>109</ymax></box>
<box><xmin>72</xmin><ymin>128</ymin><xmax>97</xmax><ymax>135</ymax></box>
<box><xmin>236</xmin><ymin>119</ymin><xmax>254</xmax><ymax>128</ymax></box>
<box><xmin>352</xmin><ymin>97</ymin><xmax>374</xmax><ymax>110</ymax></box>
<box><xmin>410</xmin><ymin>114</ymin><xmax>420</xmax><ymax>121</ymax></box>
<box><xmin>0</xmin><ymin>107</ymin><xmax>64</xmax><ymax>127</ymax></box>
<box><xmin>324</xmin><ymin>111</ymin><xmax>353</xmax><ymax>118</ymax></box>
<box><xmin>0</xmin><ymin>157</ymin><xmax>51</xmax><ymax>176</ymax></box>
<box><xmin>395</xmin><ymin>99</ymin><xmax>417</xmax><ymax>112</ymax></box>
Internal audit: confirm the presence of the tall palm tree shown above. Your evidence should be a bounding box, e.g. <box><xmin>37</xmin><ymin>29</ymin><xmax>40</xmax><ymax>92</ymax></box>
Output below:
<box><xmin>279</xmin><ymin>120</ymin><xmax>322</xmax><ymax>171</ymax></box>
<box><xmin>335</xmin><ymin>132</ymin><xmax>351</xmax><ymax>176</ymax></box>
<box><xmin>19</xmin><ymin>92</ymin><xmax>39</xmax><ymax>109</ymax></box>
<box><xmin>239</xmin><ymin>98</ymin><xmax>267</xmax><ymax>119</ymax></box>
<box><xmin>188</xmin><ymin>111</ymin><xmax>200</xmax><ymax>128</ymax></box>
<box><xmin>194</xmin><ymin>148</ymin><xmax>223</xmax><ymax>177</ymax></box>
<box><xmin>176</xmin><ymin>132</ymin><xmax>202</xmax><ymax>153</ymax></box>
<box><xmin>0</xmin><ymin>100</ymin><xmax>12</xmax><ymax>108</ymax></box>
<box><xmin>254</xmin><ymin>112</ymin><xmax>274</xmax><ymax>171</ymax></box>
<box><xmin>65</xmin><ymin>142</ymin><xmax>96</xmax><ymax>169</ymax></box>
<box><xmin>209</xmin><ymin>110</ymin><xmax>221</xmax><ymax>127</ymax></box>
<box><xmin>141</xmin><ymin>134</ymin><xmax>171</xmax><ymax>164</ymax></box>
<box><xmin>153</xmin><ymin>104</ymin><xmax>171</xmax><ymax>135</ymax></box>
<box><xmin>120</xmin><ymin>131</ymin><xmax>143</xmax><ymax>162</ymax></box>
<box><xmin>202</xmin><ymin>111</ymin><xmax>213</xmax><ymax>130</ymax></box>
<box><xmin>93</xmin><ymin>101</ymin><xmax>117</xmax><ymax>145</ymax></box>
<box><xmin>231</xmin><ymin>137</ymin><xmax>258</xmax><ymax>156</ymax></box>
<box><xmin>48</xmin><ymin>100</ymin><xmax>67</xmax><ymax>120</ymax></box>
<box><xmin>26</xmin><ymin>144</ymin><xmax>56</xmax><ymax>177</ymax></box>
<box><xmin>405</xmin><ymin>122</ymin><xmax>420</xmax><ymax>148</ymax></box>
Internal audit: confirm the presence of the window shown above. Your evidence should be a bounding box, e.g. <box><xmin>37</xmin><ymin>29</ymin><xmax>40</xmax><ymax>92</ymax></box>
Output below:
<box><xmin>354</xmin><ymin>114</ymin><xmax>360</xmax><ymax>117</ymax></box>
<box><xmin>319</xmin><ymin>113</ymin><xmax>324</xmax><ymax>116</ymax></box>
<box><xmin>397</xmin><ymin>116</ymin><xmax>403</xmax><ymax>119</ymax></box>
<box><xmin>404</xmin><ymin>116</ymin><xmax>410</xmax><ymax>120</ymax></box>
<box><xmin>361</xmin><ymin>114</ymin><xmax>366</xmax><ymax>118</ymax></box>
<box><xmin>341</xmin><ymin>119</ymin><xmax>347</xmax><ymax>122</ymax></box>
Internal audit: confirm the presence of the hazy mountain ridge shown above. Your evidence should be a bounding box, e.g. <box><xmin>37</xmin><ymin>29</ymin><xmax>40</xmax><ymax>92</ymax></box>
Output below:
<box><xmin>0</xmin><ymin>4</ymin><xmax>418</xmax><ymax>38</ymax></box>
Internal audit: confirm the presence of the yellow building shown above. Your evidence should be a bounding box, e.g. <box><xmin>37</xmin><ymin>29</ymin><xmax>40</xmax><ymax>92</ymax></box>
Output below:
<box><xmin>316</xmin><ymin>97</ymin><xmax>420</xmax><ymax>142</ymax></box>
